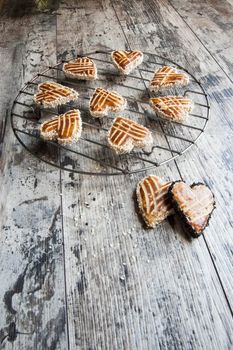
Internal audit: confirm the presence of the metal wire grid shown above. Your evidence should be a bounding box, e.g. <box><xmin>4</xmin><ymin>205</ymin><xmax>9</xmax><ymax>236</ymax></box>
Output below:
<box><xmin>11</xmin><ymin>50</ymin><xmax>210</xmax><ymax>175</ymax></box>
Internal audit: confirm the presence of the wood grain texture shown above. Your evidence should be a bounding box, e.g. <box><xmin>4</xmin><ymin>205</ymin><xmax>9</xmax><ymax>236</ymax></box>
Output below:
<box><xmin>0</xmin><ymin>0</ymin><xmax>232</xmax><ymax>349</ymax></box>
<box><xmin>169</xmin><ymin>0</ymin><xmax>233</xmax><ymax>81</ymax></box>
<box><xmin>56</xmin><ymin>0</ymin><xmax>232</xmax><ymax>349</ymax></box>
<box><xmin>114</xmin><ymin>0</ymin><xmax>233</xmax><ymax>308</ymax></box>
<box><xmin>0</xmin><ymin>11</ymin><xmax>68</xmax><ymax>350</ymax></box>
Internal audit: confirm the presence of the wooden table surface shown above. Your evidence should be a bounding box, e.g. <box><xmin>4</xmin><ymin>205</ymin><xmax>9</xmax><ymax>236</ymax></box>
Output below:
<box><xmin>0</xmin><ymin>0</ymin><xmax>233</xmax><ymax>349</ymax></box>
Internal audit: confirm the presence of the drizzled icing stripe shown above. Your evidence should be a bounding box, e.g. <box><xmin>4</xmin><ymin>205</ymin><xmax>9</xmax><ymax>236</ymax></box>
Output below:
<box><xmin>109</xmin><ymin>117</ymin><xmax>150</xmax><ymax>146</ymax></box>
<box><xmin>64</xmin><ymin>57</ymin><xmax>96</xmax><ymax>77</ymax></box>
<box><xmin>140</xmin><ymin>176</ymin><xmax>173</xmax><ymax>215</ymax></box>
<box><xmin>41</xmin><ymin>111</ymin><xmax>80</xmax><ymax>140</ymax></box>
<box><xmin>112</xmin><ymin>51</ymin><xmax>143</xmax><ymax>69</ymax></box>
<box><xmin>137</xmin><ymin>175</ymin><xmax>174</xmax><ymax>227</ymax></box>
<box><xmin>150</xmin><ymin>66</ymin><xmax>189</xmax><ymax>87</ymax></box>
<box><xmin>112</xmin><ymin>51</ymin><xmax>142</xmax><ymax>66</ymax></box>
<box><xmin>171</xmin><ymin>182</ymin><xmax>215</xmax><ymax>233</ymax></box>
<box><xmin>90</xmin><ymin>88</ymin><xmax>125</xmax><ymax>112</ymax></box>
<box><xmin>150</xmin><ymin>96</ymin><xmax>193</xmax><ymax>120</ymax></box>
<box><xmin>35</xmin><ymin>82</ymin><xmax>77</xmax><ymax>104</ymax></box>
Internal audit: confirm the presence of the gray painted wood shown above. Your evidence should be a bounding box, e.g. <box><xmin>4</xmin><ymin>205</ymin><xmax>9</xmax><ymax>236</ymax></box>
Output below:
<box><xmin>0</xmin><ymin>0</ymin><xmax>232</xmax><ymax>349</ymax></box>
<box><xmin>113</xmin><ymin>0</ymin><xmax>233</xmax><ymax>307</ymax></box>
<box><xmin>169</xmin><ymin>0</ymin><xmax>233</xmax><ymax>81</ymax></box>
<box><xmin>57</xmin><ymin>0</ymin><xmax>232</xmax><ymax>349</ymax></box>
<box><xmin>0</xmin><ymin>10</ymin><xmax>68</xmax><ymax>350</ymax></box>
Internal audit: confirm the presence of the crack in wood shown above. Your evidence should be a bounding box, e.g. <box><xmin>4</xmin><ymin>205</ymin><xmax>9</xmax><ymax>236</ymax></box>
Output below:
<box><xmin>77</xmin><ymin>268</ymin><xmax>88</xmax><ymax>295</ymax></box>
<box><xmin>1</xmin><ymin>1</ymin><xmax>233</xmax><ymax>348</ymax></box>
<box><xmin>4</xmin><ymin>266</ymin><xmax>28</xmax><ymax>315</ymax></box>
<box><xmin>18</xmin><ymin>196</ymin><xmax>48</xmax><ymax>206</ymax></box>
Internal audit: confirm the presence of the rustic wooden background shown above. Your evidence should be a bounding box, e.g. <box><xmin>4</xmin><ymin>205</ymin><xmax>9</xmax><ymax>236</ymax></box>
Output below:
<box><xmin>0</xmin><ymin>0</ymin><xmax>232</xmax><ymax>349</ymax></box>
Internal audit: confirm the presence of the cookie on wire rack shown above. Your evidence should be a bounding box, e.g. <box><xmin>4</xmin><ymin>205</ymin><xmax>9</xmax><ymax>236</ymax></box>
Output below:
<box><xmin>34</xmin><ymin>81</ymin><xmax>79</xmax><ymax>109</ymax></box>
<box><xmin>63</xmin><ymin>57</ymin><xmax>97</xmax><ymax>80</ymax></box>
<box><xmin>149</xmin><ymin>96</ymin><xmax>193</xmax><ymax>123</ymax></box>
<box><xmin>40</xmin><ymin>109</ymin><xmax>82</xmax><ymax>145</ymax></box>
<box><xmin>149</xmin><ymin>66</ymin><xmax>189</xmax><ymax>92</ymax></box>
<box><xmin>111</xmin><ymin>50</ymin><xmax>143</xmax><ymax>75</ymax></box>
<box><xmin>89</xmin><ymin>87</ymin><xmax>126</xmax><ymax>118</ymax></box>
<box><xmin>108</xmin><ymin>116</ymin><xmax>153</xmax><ymax>154</ymax></box>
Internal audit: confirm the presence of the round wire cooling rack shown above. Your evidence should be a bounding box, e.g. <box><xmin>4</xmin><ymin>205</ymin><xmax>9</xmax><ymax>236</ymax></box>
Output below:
<box><xmin>11</xmin><ymin>50</ymin><xmax>210</xmax><ymax>176</ymax></box>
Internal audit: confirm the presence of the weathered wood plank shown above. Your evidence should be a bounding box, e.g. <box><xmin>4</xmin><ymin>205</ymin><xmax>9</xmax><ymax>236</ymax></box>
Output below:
<box><xmin>0</xmin><ymin>12</ymin><xmax>68</xmax><ymax>350</ymax></box>
<box><xmin>114</xmin><ymin>0</ymin><xmax>233</xmax><ymax>309</ymax></box>
<box><xmin>169</xmin><ymin>0</ymin><xmax>233</xmax><ymax>80</ymax></box>
<box><xmin>1</xmin><ymin>1</ymin><xmax>232</xmax><ymax>349</ymax></box>
<box><xmin>57</xmin><ymin>0</ymin><xmax>233</xmax><ymax>349</ymax></box>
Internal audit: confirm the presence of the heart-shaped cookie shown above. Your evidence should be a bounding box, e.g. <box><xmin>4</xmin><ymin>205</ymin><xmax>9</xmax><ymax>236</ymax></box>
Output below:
<box><xmin>111</xmin><ymin>50</ymin><xmax>143</xmax><ymax>75</ymax></box>
<box><xmin>150</xmin><ymin>96</ymin><xmax>193</xmax><ymax>122</ymax></box>
<box><xmin>89</xmin><ymin>88</ymin><xmax>126</xmax><ymax>118</ymax></box>
<box><xmin>34</xmin><ymin>81</ymin><xmax>79</xmax><ymax>108</ymax></box>
<box><xmin>169</xmin><ymin>181</ymin><xmax>215</xmax><ymax>237</ymax></box>
<box><xmin>136</xmin><ymin>175</ymin><xmax>174</xmax><ymax>228</ymax></box>
<box><xmin>40</xmin><ymin>109</ymin><xmax>82</xmax><ymax>145</ymax></box>
<box><xmin>63</xmin><ymin>57</ymin><xmax>97</xmax><ymax>80</ymax></box>
<box><xmin>149</xmin><ymin>66</ymin><xmax>189</xmax><ymax>92</ymax></box>
<box><xmin>108</xmin><ymin>116</ymin><xmax>153</xmax><ymax>154</ymax></box>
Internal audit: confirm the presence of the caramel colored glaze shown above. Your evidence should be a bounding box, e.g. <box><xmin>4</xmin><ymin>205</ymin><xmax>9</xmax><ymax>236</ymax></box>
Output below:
<box><xmin>172</xmin><ymin>182</ymin><xmax>214</xmax><ymax>234</ymax></box>
<box><xmin>150</xmin><ymin>96</ymin><xmax>193</xmax><ymax>120</ymax></box>
<box><xmin>112</xmin><ymin>50</ymin><xmax>143</xmax><ymax>69</ymax></box>
<box><xmin>138</xmin><ymin>175</ymin><xmax>173</xmax><ymax>226</ymax></box>
<box><xmin>63</xmin><ymin>57</ymin><xmax>96</xmax><ymax>77</ymax></box>
<box><xmin>35</xmin><ymin>82</ymin><xmax>75</xmax><ymax>103</ymax></box>
<box><xmin>150</xmin><ymin>66</ymin><xmax>189</xmax><ymax>88</ymax></box>
<box><xmin>109</xmin><ymin>117</ymin><xmax>148</xmax><ymax>146</ymax></box>
<box><xmin>90</xmin><ymin>88</ymin><xmax>125</xmax><ymax>113</ymax></box>
<box><xmin>42</xmin><ymin>110</ymin><xmax>80</xmax><ymax>140</ymax></box>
